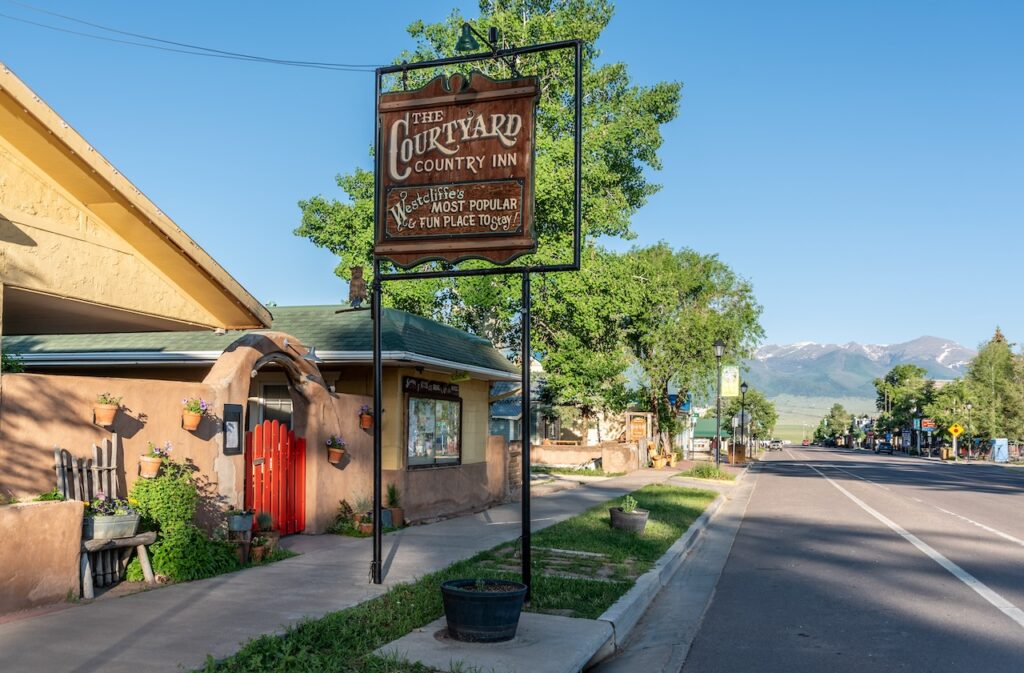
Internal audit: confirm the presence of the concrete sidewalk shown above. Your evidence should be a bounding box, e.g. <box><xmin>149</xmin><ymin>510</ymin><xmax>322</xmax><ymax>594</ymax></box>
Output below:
<box><xmin>0</xmin><ymin>468</ymin><xmax>700</xmax><ymax>673</ymax></box>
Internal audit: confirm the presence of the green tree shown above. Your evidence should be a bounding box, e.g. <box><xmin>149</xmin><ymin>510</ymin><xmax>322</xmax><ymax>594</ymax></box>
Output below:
<box><xmin>723</xmin><ymin>387</ymin><xmax>778</xmax><ymax>441</ymax></box>
<box><xmin>964</xmin><ymin>328</ymin><xmax>1024</xmax><ymax>441</ymax></box>
<box><xmin>616</xmin><ymin>243</ymin><xmax>763</xmax><ymax>449</ymax></box>
<box><xmin>873</xmin><ymin>364</ymin><xmax>930</xmax><ymax>434</ymax></box>
<box><xmin>814</xmin><ymin>403</ymin><xmax>853</xmax><ymax>444</ymax></box>
<box><xmin>295</xmin><ymin>0</ymin><xmax>682</xmax><ymax>349</ymax></box>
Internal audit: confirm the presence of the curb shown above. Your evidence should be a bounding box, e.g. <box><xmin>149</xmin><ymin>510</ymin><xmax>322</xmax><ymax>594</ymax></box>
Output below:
<box><xmin>591</xmin><ymin>469</ymin><xmax>745</xmax><ymax>663</ymax></box>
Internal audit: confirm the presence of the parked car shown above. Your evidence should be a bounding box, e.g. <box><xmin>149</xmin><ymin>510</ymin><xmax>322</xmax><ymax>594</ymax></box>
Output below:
<box><xmin>875</xmin><ymin>441</ymin><xmax>894</xmax><ymax>454</ymax></box>
<box><xmin>769</xmin><ymin>439</ymin><xmax>784</xmax><ymax>451</ymax></box>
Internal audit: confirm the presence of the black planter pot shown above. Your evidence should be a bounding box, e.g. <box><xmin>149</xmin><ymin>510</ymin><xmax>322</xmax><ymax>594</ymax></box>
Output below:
<box><xmin>440</xmin><ymin>579</ymin><xmax>528</xmax><ymax>643</ymax></box>
<box><xmin>609</xmin><ymin>507</ymin><xmax>649</xmax><ymax>532</ymax></box>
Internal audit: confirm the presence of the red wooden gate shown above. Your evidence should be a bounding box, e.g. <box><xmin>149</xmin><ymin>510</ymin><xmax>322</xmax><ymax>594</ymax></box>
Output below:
<box><xmin>244</xmin><ymin>420</ymin><xmax>306</xmax><ymax>534</ymax></box>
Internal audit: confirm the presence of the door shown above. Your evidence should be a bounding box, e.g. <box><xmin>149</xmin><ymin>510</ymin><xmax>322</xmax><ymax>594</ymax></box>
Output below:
<box><xmin>244</xmin><ymin>420</ymin><xmax>306</xmax><ymax>534</ymax></box>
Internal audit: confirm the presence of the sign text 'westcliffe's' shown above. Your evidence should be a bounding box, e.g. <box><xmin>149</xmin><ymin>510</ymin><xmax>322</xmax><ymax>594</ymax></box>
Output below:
<box><xmin>375</xmin><ymin>72</ymin><xmax>539</xmax><ymax>268</ymax></box>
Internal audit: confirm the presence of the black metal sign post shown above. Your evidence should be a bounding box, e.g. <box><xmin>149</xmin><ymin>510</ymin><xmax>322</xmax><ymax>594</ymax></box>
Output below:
<box><xmin>369</xmin><ymin>38</ymin><xmax>583</xmax><ymax>606</ymax></box>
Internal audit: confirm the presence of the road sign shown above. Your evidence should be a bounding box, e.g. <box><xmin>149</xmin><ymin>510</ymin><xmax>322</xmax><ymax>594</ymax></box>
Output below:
<box><xmin>921</xmin><ymin>418</ymin><xmax>937</xmax><ymax>431</ymax></box>
<box><xmin>949</xmin><ymin>423</ymin><xmax>964</xmax><ymax>437</ymax></box>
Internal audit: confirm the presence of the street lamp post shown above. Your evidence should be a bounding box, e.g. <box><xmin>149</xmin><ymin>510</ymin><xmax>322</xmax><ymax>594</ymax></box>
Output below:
<box><xmin>740</xmin><ymin>382</ymin><xmax>748</xmax><ymax>461</ymax></box>
<box><xmin>714</xmin><ymin>339</ymin><xmax>725</xmax><ymax>467</ymax></box>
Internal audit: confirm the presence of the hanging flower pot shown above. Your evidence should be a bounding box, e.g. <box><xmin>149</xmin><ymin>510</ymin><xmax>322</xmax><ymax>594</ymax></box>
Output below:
<box><xmin>93</xmin><ymin>393</ymin><xmax>122</xmax><ymax>426</ymax></box>
<box><xmin>139</xmin><ymin>455</ymin><xmax>162</xmax><ymax>478</ymax></box>
<box><xmin>181</xmin><ymin>397</ymin><xmax>209</xmax><ymax>431</ymax></box>
<box><xmin>360</xmin><ymin>413</ymin><xmax>373</xmax><ymax>430</ymax></box>
<box><xmin>326</xmin><ymin>434</ymin><xmax>347</xmax><ymax>464</ymax></box>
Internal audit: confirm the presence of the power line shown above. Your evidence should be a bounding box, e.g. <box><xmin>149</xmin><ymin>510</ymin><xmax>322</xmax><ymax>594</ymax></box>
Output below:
<box><xmin>0</xmin><ymin>1</ymin><xmax>380</xmax><ymax>72</ymax></box>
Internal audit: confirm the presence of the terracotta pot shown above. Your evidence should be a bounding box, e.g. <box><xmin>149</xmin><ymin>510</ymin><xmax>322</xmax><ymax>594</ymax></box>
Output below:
<box><xmin>388</xmin><ymin>507</ymin><xmax>404</xmax><ymax>527</ymax></box>
<box><xmin>261</xmin><ymin>531</ymin><xmax>280</xmax><ymax>553</ymax></box>
<box><xmin>360</xmin><ymin>413</ymin><xmax>373</xmax><ymax>430</ymax></box>
<box><xmin>327</xmin><ymin>447</ymin><xmax>346</xmax><ymax>464</ymax></box>
<box><xmin>93</xmin><ymin>404</ymin><xmax>118</xmax><ymax>426</ymax></box>
<box><xmin>250</xmin><ymin>544</ymin><xmax>267</xmax><ymax>563</ymax></box>
<box><xmin>358</xmin><ymin>522</ymin><xmax>373</xmax><ymax>534</ymax></box>
<box><xmin>182</xmin><ymin>410</ymin><xmax>202</xmax><ymax>431</ymax></box>
<box><xmin>139</xmin><ymin>455</ymin><xmax>162</xmax><ymax>479</ymax></box>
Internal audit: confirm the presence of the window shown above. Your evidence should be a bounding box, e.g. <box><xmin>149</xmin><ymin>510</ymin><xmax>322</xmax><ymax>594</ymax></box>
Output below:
<box><xmin>407</xmin><ymin>395</ymin><xmax>462</xmax><ymax>467</ymax></box>
<box><xmin>261</xmin><ymin>385</ymin><xmax>293</xmax><ymax>428</ymax></box>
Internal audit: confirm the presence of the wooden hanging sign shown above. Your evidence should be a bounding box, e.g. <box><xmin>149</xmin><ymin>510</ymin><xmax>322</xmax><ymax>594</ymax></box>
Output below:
<box><xmin>375</xmin><ymin>71</ymin><xmax>540</xmax><ymax>268</ymax></box>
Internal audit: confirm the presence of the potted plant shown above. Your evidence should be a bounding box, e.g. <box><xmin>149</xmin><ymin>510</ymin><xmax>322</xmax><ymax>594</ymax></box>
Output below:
<box><xmin>441</xmin><ymin>578</ymin><xmax>529</xmax><ymax>642</ymax></box>
<box><xmin>357</xmin><ymin>511</ymin><xmax>374</xmax><ymax>535</ymax></box>
<box><xmin>386</xmin><ymin>483</ymin><xmax>404</xmax><ymax>527</ymax></box>
<box><xmin>93</xmin><ymin>393</ymin><xmax>122</xmax><ymax>426</ymax></box>
<box><xmin>139</xmin><ymin>441</ymin><xmax>171</xmax><ymax>479</ymax></box>
<box><xmin>667</xmin><ymin>450</ymin><xmax>680</xmax><ymax>468</ymax></box>
<box><xmin>181</xmin><ymin>396</ymin><xmax>209</xmax><ymax>431</ymax></box>
<box><xmin>650</xmin><ymin>452</ymin><xmax>668</xmax><ymax>469</ymax></box>
<box><xmin>249</xmin><ymin>535</ymin><xmax>268</xmax><ymax>562</ymax></box>
<box><xmin>82</xmin><ymin>493</ymin><xmax>140</xmax><ymax>540</ymax></box>
<box><xmin>325</xmin><ymin>434</ymin><xmax>347</xmax><ymax>464</ymax></box>
<box><xmin>609</xmin><ymin>494</ymin><xmax>649</xmax><ymax>533</ymax></box>
<box><xmin>359</xmin><ymin>404</ymin><xmax>374</xmax><ymax>430</ymax></box>
<box><xmin>256</xmin><ymin>511</ymin><xmax>279</xmax><ymax>553</ymax></box>
<box><xmin>226</xmin><ymin>508</ymin><xmax>253</xmax><ymax>533</ymax></box>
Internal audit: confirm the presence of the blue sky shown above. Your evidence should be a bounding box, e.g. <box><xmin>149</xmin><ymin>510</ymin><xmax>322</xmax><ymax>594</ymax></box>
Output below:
<box><xmin>1</xmin><ymin>1</ymin><xmax>1020</xmax><ymax>349</ymax></box>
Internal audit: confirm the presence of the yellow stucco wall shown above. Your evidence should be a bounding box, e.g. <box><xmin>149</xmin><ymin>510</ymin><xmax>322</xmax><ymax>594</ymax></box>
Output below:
<box><xmin>330</xmin><ymin>366</ymin><xmax>490</xmax><ymax>469</ymax></box>
<box><xmin>0</xmin><ymin>137</ymin><xmax>216</xmax><ymax>326</ymax></box>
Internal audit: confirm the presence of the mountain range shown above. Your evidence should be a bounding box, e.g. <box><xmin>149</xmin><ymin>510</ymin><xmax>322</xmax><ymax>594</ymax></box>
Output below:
<box><xmin>744</xmin><ymin>336</ymin><xmax>976</xmax><ymax>398</ymax></box>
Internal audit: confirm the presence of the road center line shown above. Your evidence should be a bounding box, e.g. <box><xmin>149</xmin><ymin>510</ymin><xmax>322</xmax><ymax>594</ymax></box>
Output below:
<box><xmin>824</xmin><ymin>459</ymin><xmax>1024</xmax><ymax>549</ymax></box>
<box><xmin>803</xmin><ymin>461</ymin><xmax>1024</xmax><ymax>630</ymax></box>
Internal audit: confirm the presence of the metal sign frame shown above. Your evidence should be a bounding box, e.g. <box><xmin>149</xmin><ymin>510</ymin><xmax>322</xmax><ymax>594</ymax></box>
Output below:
<box><xmin>369</xmin><ymin>39</ymin><xmax>584</xmax><ymax>600</ymax></box>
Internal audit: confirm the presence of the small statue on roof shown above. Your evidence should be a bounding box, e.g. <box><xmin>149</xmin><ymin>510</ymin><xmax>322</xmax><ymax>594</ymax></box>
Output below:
<box><xmin>349</xmin><ymin>266</ymin><xmax>368</xmax><ymax>308</ymax></box>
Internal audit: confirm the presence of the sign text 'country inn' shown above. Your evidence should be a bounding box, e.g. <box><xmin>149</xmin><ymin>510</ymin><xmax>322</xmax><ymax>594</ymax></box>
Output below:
<box><xmin>376</xmin><ymin>71</ymin><xmax>540</xmax><ymax>267</ymax></box>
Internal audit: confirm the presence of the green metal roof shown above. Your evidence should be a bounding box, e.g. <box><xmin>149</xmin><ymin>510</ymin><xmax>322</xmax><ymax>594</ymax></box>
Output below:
<box><xmin>692</xmin><ymin>417</ymin><xmax>732</xmax><ymax>439</ymax></box>
<box><xmin>4</xmin><ymin>305</ymin><xmax>519</xmax><ymax>377</ymax></box>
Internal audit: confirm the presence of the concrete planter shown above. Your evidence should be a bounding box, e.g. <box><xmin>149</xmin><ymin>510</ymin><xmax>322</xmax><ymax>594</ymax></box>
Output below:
<box><xmin>441</xmin><ymin>579</ymin><xmax>528</xmax><ymax>642</ymax></box>
<box><xmin>83</xmin><ymin>513</ymin><xmax>140</xmax><ymax>540</ymax></box>
<box><xmin>227</xmin><ymin>512</ymin><xmax>252</xmax><ymax>532</ymax></box>
<box><xmin>609</xmin><ymin>507</ymin><xmax>649</xmax><ymax>533</ymax></box>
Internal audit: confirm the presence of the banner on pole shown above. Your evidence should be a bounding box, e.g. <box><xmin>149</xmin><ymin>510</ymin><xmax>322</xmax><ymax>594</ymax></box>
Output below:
<box><xmin>721</xmin><ymin>366</ymin><xmax>740</xmax><ymax>398</ymax></box>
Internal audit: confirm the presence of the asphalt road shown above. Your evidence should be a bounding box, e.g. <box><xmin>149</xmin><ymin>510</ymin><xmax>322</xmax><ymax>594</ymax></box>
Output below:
<box><xmin>678</xmin><ymin>446</ymin><xmax>1024</xmax><ymax>673</ymax></box>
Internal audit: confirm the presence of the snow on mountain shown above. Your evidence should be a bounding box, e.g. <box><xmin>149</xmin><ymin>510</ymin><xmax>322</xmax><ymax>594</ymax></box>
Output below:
<box><xmin>747</xmin><ymin>336</ymin><xmax>976</xmax><ymax>398</ymax></box>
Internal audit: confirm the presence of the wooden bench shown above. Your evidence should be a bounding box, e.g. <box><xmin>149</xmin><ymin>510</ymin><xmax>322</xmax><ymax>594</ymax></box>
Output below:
<box><xmin>81</xmin><ymin>532</ymin><xmax>157</xmax><ymax>599</ymax></box>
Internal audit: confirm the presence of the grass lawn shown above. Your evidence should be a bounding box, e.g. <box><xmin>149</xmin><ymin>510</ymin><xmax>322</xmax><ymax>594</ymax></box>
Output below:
<box><xmin>199</xmin><ymin>484</ymin><xmax>716</xmax><ymax>673</ymax></box>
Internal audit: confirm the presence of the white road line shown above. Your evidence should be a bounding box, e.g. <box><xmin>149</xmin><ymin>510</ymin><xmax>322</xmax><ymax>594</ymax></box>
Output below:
<box><xmin>829</xmin><ymin>462</ymin><xmax>1024</xmax><ymax>549</ymax></box>
<box><xmin>803</xmin><ymin>462</ymin><xmax>1024</xmax><ymax>630</ymax></box>
<box><xmin>935</xmin><ymin>507</ymin><xmax>1024</xmax><ymax>549</ymax></box>
<box><xmin>832</xmin><ymin>466</ymin><xmax>891</xmax><ymax>491</ymax></box>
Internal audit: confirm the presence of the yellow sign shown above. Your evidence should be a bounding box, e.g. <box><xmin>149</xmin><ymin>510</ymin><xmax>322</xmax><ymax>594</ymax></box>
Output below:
<box><xmin>721</xmin><ymin>366</ymin><xmax>740</xmax><ymax>398</ymax></box>
<box><xmin>949</xmin><ymin>423</ymin><xmax>964</xmax><ymax>437</ymax></box>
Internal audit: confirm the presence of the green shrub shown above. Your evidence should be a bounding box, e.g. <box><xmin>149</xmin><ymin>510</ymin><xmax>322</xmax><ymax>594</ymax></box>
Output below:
<box><xmin>129</xmin><ymin>460</ymin><xmax>198</xmax><ymax>527</ymax></box>
<box><xmin>680</xmin><ymin>463</ymin><xmax>736</xmax><ymax>481</ymax></box>
<box><xmin>150</xmin><ymin>521</ymin><xmax>239</xmax><ymax>582</ymax></box>
<box><xmin>34</xmin><ymin>487</ymin><xmax>65</xmax><ymax>501</ymax></box>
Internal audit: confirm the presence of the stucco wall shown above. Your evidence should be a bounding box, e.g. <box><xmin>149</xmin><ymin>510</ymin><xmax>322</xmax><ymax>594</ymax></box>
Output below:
<box><xmin>0</xmin><ymin>500</ymin><xmax>83</xmax><ymax>613</ymax></box>
<box><xmin>0</xmin><ymin>372</ymin><xmax>225</xmax><ymax>501</ymax></box>
<box><xmin>0</xmin><ymin>139</ymin><xmax>215</xmax><ymax>326</ymax></box>
<box><xmin>0</xmin><ymin>336</ymin><xmax>509</xmax><ymax>535</ymax></box>
<box><xmin>530</xmin><ymin>442</ymin><xmax>639</xmax><ymax>474</ymax></box>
